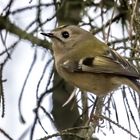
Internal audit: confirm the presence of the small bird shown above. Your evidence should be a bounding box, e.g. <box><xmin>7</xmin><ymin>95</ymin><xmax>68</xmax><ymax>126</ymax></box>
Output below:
<box><xmin>41</xmin><ymin>25</ymin><xmax>140</xmax><ymax>96</ymax></box>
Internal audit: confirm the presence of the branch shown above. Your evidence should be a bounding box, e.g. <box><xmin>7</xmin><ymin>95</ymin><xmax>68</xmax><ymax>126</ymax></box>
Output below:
<box><xmin>0</xmin><ymin>16</ymin><xmax>51</xmax><ymax>50</ymax></box>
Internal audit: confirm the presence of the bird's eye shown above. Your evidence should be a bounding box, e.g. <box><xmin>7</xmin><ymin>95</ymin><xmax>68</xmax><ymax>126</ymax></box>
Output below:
<box><xmin>61</xmin><ymin>31</ymin><xmax>69</xmax><ymax>39</ymax></box>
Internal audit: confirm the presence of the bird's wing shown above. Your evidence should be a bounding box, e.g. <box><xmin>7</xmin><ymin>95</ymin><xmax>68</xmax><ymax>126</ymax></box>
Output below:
<box><xmin>61</xmin><ymin>49</ymin><xmax>140</xmax><ymax>78</ymax></box>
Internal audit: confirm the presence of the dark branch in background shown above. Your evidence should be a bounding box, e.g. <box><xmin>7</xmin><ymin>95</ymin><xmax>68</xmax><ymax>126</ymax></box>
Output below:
<box><xmin>10</xmin><ymin>3</ymin><xmax>55</xmax><ymax>15</ymax></box>
<box><xmin>0</xmin><ymin>2</ymin><xmax>18</xmax><ymax>117</ymax></box>
<box><xmin>92</xmin><ymin>13</ymin><xmax>123</xmax><ymax>35</ymax></box>
<box><xmin>37</xmin><ymin>0</ymin><xmax>43</xmax><ymax>32</ymax></box>
<box><xmin>38</xmin><ymin>106</ymin><xmax>54</xmax><ymax>134</ymax></box>
<box><xmin>36</xmin><ymin>57</ymin><xmax>53</xmax><ymax>99</ymax></box>
<box><xmin>39</xmin><ymin>132</ymin><xmax>85</xmax><ymax>140</ymax></box>
<box><xmin>0</xmin><ymin>63</ymin><xmax>6</xmax><ymax>117</ymax></box>
<box><xmin>107</xmin><ymin>35</ymin><xmax>136</xmax><ymax>46</ymax></box>
<box><xmin>1</xmin><ymin>0</ymin><xmax>14</xmax><ymax>18</ymax></box>
<box><xmin>0</xmin><ymin>128</ymin><xmax>13</xmax><ymax>140</ymax></box>
<box><xmin>18</xmin><ymin>49</ymin><xmax>37</xmax><ymax>123</ymax></box>
<box><xmin>39</xmin><ymin>126</ymin><xmax>89</xmax><ymax>140</ymax></box>
<box><xmin>30</xmin><ymin>0</ymin><xmax>66</xmax><ymax>33</ymax></box>
<box><xmin>0</xmin><ymin>30</ymin><xmax>11</xmax><ymax>58</ymax></box>
<box><xmin>0</xmin><ymin>40</ymin><xmax>19</xmax><ymax>117</ymax></box>
<box><xmin>0</xmin><ymin>40</ymin><xmax>19</xmax><ymax>56</ymax></box>
<box><xmin>100</xmin><ymin>114</ymin><xmax>138</xmax><ymax>139</ymax></box>
<box><xmin>122</xmin><ymin>88</ymin><xmax>140</xmax><ymax>134</ymax></box>
<box><xmin>0</xmin><ymin>0</ymin><xmax>140</xmax><ymax>140</ymax></box>
<box><xmin>30</xmin><ymin>80</ymin><xmax>63</xmax><ymax>140</ymax></box>
<box><xmin>0</xmin><ymin>16</ymin><xmax>51</xmax><ymax>50</ymax></box>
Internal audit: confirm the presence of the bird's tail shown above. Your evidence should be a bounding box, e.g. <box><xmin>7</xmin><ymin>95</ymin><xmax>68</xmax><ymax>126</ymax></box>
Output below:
<box><xmin>123</xmin><ymin>78</ymin><xmax>140</xmax><ymax>94</ymax></box>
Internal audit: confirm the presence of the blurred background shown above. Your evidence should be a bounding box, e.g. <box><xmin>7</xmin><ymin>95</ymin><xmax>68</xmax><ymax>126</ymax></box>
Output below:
<box><xmin>0</xmin><ymin>0</ymin><xmax>140</xmax><ymax>140</ymax></box>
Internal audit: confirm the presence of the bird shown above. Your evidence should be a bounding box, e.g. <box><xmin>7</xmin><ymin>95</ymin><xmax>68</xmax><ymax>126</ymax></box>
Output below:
<box><xmin>41</xmin><ymin>25</ymin><xmax>140</xmax><ymax>96</ymax></box>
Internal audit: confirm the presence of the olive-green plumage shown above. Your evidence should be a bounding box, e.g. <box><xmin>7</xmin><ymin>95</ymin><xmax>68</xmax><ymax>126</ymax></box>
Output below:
<box><xmin>41</xmin><ymin>25</ymin><xmax>140</xmax><ymax>96</ymax></box>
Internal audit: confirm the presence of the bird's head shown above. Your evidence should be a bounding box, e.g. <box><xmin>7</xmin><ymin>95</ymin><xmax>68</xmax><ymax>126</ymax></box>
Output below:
<box><xmin>41</xmin><ymin>25</ymin><xmax>93</xmax><ymax>52</ymax></box>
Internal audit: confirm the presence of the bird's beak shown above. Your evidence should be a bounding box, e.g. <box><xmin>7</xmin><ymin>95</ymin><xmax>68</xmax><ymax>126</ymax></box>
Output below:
<box><xmin>41</xmin><ymin>32</ymin><xmax>54</xmax><ymax>38</ymax></box>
